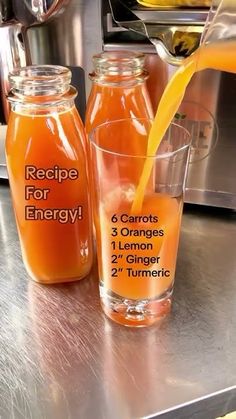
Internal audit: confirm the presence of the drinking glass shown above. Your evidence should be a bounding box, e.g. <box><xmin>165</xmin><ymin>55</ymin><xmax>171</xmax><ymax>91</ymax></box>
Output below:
<box><xmin>90</xmin><ymin>118</ymin><xmax>190</xmax><ymax>327</ymax></box>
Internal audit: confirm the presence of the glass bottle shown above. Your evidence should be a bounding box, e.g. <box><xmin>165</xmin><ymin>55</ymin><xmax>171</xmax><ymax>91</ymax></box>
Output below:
<box><xmin>6</xmin><ymin>65</ymin><xmax>93</xmax><ymax>284</ymax></box>
<box><xmin>85</xmin><ymin>50</ymin><xmax>154</xmax><ymax>135</ymax></box>
<box><xmin>85</xmin><ymin>51</ymin><xmax>154</xmax><ymax>188</ymax></box>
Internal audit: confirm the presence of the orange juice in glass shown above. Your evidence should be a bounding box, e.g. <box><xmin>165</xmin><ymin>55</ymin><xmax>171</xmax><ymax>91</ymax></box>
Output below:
<box><xmin>90</xmin><ymin>119</ymin><xmax>190</xmax><ymax>327</ymax></box>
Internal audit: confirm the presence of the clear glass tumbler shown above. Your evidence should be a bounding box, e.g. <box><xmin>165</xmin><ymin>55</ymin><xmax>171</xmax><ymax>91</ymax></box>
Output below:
<box><xmin>90</xmin><ymin>118</ymin><xmax>190</xmax><ymax>327</ymax></box>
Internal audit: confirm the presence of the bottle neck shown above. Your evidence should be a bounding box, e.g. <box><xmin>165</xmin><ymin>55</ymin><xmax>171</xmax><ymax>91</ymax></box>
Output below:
<box><xmin>8</xmin><ymin>65</ymin><xmax>77</xmax><ymax>115</ymax></box>
<box><xmin>9</xmin><ymin>87</ymin><xmax>77</xmax><ymax>116</ymax></box>
<box><xmin>90</xmin><ymin>51</ymin><xmax>149</xmax><ymax>87</ymax></box>
<box><xmin>89</xmin><ymin>72</ymin><xmax>148</xmax><ymax>87</ymax></box>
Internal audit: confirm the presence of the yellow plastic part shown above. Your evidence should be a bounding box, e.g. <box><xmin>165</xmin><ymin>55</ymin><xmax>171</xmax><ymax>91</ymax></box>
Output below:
<box><xmin>216</xmin><ymin>412</ymin><xmax>236</xmax><ymax>419</ymax></box>
<box><xmin>137</xmin><ymin>0</ymin><xmax>211</xmax><ymax>7</ymax></box>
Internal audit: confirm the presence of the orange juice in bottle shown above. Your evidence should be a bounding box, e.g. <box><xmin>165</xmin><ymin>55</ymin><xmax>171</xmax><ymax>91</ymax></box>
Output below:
<box><xmin>6</xmin><ymin>65</ymin><xmax>93</xmax><ymax>284</ymax></box>
<box><xmin>85</xmin><ymin>51</ymin><xmax>153</xmax><ymax>151</ymax></box>
<box><xmin>86</xmin><ymin>51</ymin><xmax>154</xmax><ymax>190</ymax></box>
<box><xmin>86</xmin><ymin>51</ymin><xmax>153</xmax><ymax>130</ymax></box>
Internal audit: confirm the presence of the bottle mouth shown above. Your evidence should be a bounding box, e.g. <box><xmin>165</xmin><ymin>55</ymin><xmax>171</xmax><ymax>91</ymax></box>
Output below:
<box><xmin>92</xmin><ymin>51</ymin><xmax>146</xmax><ymax>77</ymax></box>
<box><xmin>9</xmin><ymin>65</ymin><xmax>72</xmax><ymax>97</ymax></box>
<box><xmin>89</xmin><ymin>51</ymin><xmax>148</xmax><ymax>86</ymax></box>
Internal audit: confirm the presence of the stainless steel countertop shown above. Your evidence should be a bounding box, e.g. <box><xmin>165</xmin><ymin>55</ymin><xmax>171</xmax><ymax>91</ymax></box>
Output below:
<box><xmin>0</xmin><ymin>126</ymin><xmax>7</xmax><ymax>179</ymax></box>
<box><xmin>0</xmin><ymin>182</ymin><xmax>236</xmax><ymax>419</ymax></box>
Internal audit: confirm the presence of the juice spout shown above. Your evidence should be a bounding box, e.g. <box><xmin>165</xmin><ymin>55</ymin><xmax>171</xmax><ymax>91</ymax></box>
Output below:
<box><xmin>108</xmin><ymin>0</ymin><xmax>209</xmax><ymax>66</ymax></box>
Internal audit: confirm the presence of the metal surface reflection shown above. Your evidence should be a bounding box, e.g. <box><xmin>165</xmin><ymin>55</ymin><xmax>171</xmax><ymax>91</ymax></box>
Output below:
<box><xmin>0</xmin><ymin>183</ymin><xmax>236</xmax><ymax>418</ymax></box>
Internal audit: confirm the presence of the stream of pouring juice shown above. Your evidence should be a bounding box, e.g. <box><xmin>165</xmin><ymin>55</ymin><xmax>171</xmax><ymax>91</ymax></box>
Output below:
<box><xmin>132</xmin><ymin>41</ymin><xmax>236</xmax><ymax>213</ymax></box>
<box><xmin>98</xmin><ymin>40</ymin><xmax>236</xmax><ymax>310</ymax></box>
